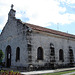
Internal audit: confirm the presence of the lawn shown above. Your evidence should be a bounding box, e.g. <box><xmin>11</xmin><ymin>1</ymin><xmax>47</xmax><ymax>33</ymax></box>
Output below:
<box><xmin>42</xmin><ymin>70</ymin><xmax>75</xmax><ymax>75</ymax></box>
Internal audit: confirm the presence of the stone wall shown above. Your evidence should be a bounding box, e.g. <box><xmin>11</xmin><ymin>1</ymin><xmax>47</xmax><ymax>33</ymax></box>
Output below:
<box><xmin>31</xmin><ymin>30</ymin><xmax>75</xmax><ymax>68</ymax></box>
<box><xmin>0</xmin><ymin>16</ymin><xmax>28</xmax><ymax>67</ymax></box>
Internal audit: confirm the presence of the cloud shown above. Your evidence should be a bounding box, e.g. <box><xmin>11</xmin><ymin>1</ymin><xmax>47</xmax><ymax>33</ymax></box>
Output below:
<box><xmin>59</xmin><ymin>0</ymin><xmax>75</xmax><ymax>4</ymax></box>
<box><xmin>0</xmin><ymin>0</ymin><xmax>75</xmax><ymax>30</ymax></box>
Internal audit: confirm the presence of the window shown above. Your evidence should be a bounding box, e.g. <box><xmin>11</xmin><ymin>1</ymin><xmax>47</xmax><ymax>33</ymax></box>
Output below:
<box><xmin>16</xmin><ymin>47</ymin><xmax>20</xmax><ymax>62</ymax></box>
<box><xmin>37</xmin><ymin>47</ymin><xmax>43</xmax><ymax>60</ymax></box>
<box><xmin>59</xmin><ymin>49</ymin><xmax>64</xmax><ymax>61</ymax></box>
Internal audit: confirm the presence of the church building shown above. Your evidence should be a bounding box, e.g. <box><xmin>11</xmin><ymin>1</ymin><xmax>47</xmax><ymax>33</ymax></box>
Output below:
<box><xmin>0</xmin><ymin>5</ymin><xmax>75</xmax><ymax>70</ymax></box>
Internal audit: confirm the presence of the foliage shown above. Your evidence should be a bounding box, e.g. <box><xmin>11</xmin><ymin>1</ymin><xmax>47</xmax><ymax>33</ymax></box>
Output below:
<box><xmin>0</xmin><ymin>70</ymin><xmax>21</xmax><ymax>75</ymax></box>
<box><xmin>0</xmin><ymin>50</ymin><xmax>4</xmax><ymax>63</ymax></box>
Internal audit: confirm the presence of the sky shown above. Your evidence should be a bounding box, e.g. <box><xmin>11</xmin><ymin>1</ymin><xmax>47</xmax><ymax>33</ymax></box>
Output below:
<box><xmin>0</xmin><ymin>0</ymin><xmax>75</xmax><ymax>35</ymax></box>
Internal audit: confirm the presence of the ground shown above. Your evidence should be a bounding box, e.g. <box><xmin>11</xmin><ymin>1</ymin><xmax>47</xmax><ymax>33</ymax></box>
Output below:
<box><xmin>42</xmin><ymin>70</ymin><xmax>75</xmax><ymax>75</ymax></box>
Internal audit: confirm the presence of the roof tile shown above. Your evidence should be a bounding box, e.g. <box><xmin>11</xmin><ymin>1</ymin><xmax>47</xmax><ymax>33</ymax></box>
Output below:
<box><xmin>26</xmin><ymin>23</ymin><xmax>75</xmax><ymax>39</ymax></box>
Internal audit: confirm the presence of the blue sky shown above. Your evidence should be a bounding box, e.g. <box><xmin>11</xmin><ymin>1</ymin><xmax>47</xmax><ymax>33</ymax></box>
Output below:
<box><xmin>0</xmin><ymin>0</ymin><xmax>75</xmax><ymax>35</ymax></box>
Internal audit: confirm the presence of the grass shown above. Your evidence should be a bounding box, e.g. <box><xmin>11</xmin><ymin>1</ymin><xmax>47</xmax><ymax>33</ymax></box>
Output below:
<box><xmin>42</xmin><ymin>70</ymin><xmax>75</xmax><ymax>75</ymax></box>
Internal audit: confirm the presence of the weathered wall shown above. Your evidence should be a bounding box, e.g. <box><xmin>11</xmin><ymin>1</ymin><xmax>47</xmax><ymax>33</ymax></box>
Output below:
<box><xmin>0</xmin><ymin>17</ymin><xmax>28</xmax><ymax>67</ymax></box>
<box><xmin>31</xmin><ymin>30</ymin><xmax>75</xmax><ymax>67</ymax></box>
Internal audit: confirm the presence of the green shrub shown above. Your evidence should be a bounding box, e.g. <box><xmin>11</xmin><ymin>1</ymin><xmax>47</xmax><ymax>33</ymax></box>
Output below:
<box><xmin>0</xmin><ymin>50</ymin><xmax>4</xmax><ymax>64</ymax></box>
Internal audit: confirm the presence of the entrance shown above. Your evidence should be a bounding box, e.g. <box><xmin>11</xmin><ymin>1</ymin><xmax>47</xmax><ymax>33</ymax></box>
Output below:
<box><xmin>6</xmin><ymin>45</ymin><xmax>11</xmax><ymax>67</ymax></box>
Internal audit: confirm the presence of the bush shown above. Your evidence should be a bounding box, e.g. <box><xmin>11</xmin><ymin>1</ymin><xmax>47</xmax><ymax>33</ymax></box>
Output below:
<box><xmin>0</xmin><ymin>50</ymin><xmax>4</xmax><ymax>65</ymax></box>
<box><xmin>0</xmin><ymin>70</ymin><xmax>21</xmax><ymax>75</ymax></box>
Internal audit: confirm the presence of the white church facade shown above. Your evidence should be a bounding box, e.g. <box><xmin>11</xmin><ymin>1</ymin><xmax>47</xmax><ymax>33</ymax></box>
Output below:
<box><xmin>0</xmin><ymin>5</ymin><xmax>75</xmax><ymax>70</ymax></box>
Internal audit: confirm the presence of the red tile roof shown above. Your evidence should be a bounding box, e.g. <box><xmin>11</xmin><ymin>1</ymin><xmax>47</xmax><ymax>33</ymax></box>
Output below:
<box><xmin>26</xmin><ymin>23</ymin><xmax>75</xmax><ymax>39</ymax></box>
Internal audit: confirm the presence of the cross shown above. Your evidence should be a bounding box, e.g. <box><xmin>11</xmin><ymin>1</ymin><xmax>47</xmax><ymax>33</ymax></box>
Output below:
<box><xmin>11</xmin><ymin>4</ymin><xmax>14</xmax><ymax>9</ymax></box>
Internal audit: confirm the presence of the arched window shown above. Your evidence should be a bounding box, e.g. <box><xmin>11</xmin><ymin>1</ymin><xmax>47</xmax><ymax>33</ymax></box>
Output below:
<box><xmin>16</xmin><ymin>47</ymin><xmax>20</xmax><ymax>62</ymax></box>
<box><xmin>37</xmin><ymin>47</ymin><xmax>43</xmax><ymax>60</ymax></box>
<box><xmin>59</xmin><ymin>49</ymin><xmax>64</xmax><ymax>61</ymax></box>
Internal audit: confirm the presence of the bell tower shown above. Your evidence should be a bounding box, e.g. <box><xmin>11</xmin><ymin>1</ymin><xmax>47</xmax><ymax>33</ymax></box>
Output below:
<box><xmin>8</xmin><ymin>4</ymin><xmax>16</xmax><ymax>18</ymax></box>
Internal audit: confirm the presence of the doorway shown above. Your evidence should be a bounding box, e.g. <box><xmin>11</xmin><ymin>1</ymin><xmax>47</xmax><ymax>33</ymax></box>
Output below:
<box><xmin>6</xmin><ymin>45</ymin><xmax>11</xmax><ymax>67</ymax></box>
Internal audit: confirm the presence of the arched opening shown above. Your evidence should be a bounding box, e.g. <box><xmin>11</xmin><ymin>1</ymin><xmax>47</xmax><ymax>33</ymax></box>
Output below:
<box><xmin>59</xmin><ymin>49</ymin><xmax>64</xmax><ymax>61</ymax></box>
<box><xmin>37</xmin><ymin>47</ymin><xmax>43</xmax><ymax>60</ymax></box>
<box><xmin>69</xmin><ymin>48</ymin><xmax>74</xmax><ymax>67</ymax></box>
<box><xmin>16</xmin><ymin>47</ymin><xmax>20</xmax><ymax>62</ymax></box>
<box><xmin>6</xmin><ymin>45</ymin><xmax>11</xmax><ymax>67</ymax></box>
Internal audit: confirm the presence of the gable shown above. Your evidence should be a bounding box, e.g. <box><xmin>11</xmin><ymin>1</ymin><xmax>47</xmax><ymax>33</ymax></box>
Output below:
<box><xmin>0</xmin><ymin>17</ymin><xmax>29</xmax><ymax>41</ymax></box>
